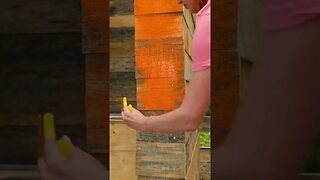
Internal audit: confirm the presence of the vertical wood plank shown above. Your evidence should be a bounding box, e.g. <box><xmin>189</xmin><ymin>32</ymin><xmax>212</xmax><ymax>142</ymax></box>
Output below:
<box><xmin>212</xmin><ymin>0</ymin><xmax>240</xmax><ymax>147</ymax></box>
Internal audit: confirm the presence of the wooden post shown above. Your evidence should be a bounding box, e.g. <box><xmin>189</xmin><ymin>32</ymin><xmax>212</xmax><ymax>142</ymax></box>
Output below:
<box><xmin>212</xmin><ymin>0</ymin><xmax>240</xmax><ymax>147</ymax></box>
<box><xmin>135</xmin><ymin>1</ymin><xmax>199</xmax><ymax>179</ymax></box>
<box><xmin>82</xmin><ymin>0</ymin><xmax>109</xmax><ymax>167</ymax></box>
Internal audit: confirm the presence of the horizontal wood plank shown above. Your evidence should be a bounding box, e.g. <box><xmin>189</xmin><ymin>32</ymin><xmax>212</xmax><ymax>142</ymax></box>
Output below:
<box><xmin>136</xmin><ymin>142</ymin><xmax>185</xmax><ymax>178</ymax></box>
<box><xmin>110</xmin><ymin>15</ymin><xmax>134</xmax><ymax>28</ymax></box>
<box><xmin>110</xmin><ymin>0</ymin><xmax>134</xmax><ymax>16</ymax></box>
<box><xmin>134</xmin><ymin>0</ymin><xmax>182</xmax><ymax>15</ymax></box>
<box><xmin>0</xmin><ymin>0</ymin><xmax>81</xmax><ymax>34</ymax></box>
<box><xmin>135</xmin><ymin>14</ymin><xmax>183</xmax><ymax>40</ymax></box>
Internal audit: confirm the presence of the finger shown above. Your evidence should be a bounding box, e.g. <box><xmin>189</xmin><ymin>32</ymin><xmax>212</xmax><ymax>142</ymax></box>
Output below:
<box><xmin>61</xmin><ymin>135</ymin><xmax>72</xmax><ymax>144</ymax></box>
<box><xmin>44</xmin><ymin>139</ymin><xmax>65</xmax><ymax>166</ymax></box>
<box><xmin>38</xmin><ymin>158</ymin><xmax>48</xmax><ymax>180</ymax></box>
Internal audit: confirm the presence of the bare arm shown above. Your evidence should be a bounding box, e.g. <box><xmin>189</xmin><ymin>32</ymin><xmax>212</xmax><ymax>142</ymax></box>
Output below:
<box><xmin>122</xmin><ymin>68</ymin><xmax>210</xmax><ymax>133</ymax></box>
<box><xmin>214</xmin><ymin>20</ymin><xmax>320</xmax><ymax>179</ymax></box>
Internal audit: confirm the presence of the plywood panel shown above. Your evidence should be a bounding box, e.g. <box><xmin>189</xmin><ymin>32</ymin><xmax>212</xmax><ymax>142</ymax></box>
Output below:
<box><xmin>110</xmin><ymin>121</ymin><xmax>137</xmax><ymax>180</ymax></box>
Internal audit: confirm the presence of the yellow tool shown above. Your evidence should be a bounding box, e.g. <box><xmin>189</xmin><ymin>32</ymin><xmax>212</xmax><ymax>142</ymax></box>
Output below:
<box><xmin>122</xmin><ymin>97</ymin><xmax>133</xmax><ymax>112</ymax></box>
<box><xmin>43</xmin><ymin>113</ymin><xmax>71</xmax><ymax>159</ymax></box>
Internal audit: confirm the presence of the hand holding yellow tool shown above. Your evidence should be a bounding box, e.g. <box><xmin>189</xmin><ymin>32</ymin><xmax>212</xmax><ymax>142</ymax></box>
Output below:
<box><xmin>122</xmin><ymin>97</ymin><xmax>132</xmax><ymax>112</ymax></box>
<box><xmin>43</xmin><ymin>113</ymin><xmax>71</xmax><ymax>159</ymax></box>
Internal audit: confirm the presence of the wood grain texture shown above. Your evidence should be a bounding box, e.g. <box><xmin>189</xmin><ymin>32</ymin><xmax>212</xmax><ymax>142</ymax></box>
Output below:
<box><xmin>212</xmin><ymin>0</ymin><xmax>240</xmax><ymax>147</ymax></box>
<box><xmin>212</xmin><ymin>0</ymin><xmax>238</xmax><ymax>51</ymax></box>
<box><xmin>136</xmin><ymin>141</ymin><xmax>185</xmax><ymax>178</ymax></box>
<box><xmin>135</xmin><ymin>14</ymin><xmax>183</xmax><ymax>40</ymax></box>
<box><xmin>212</xmin><ymin>50</ymin><xmax>239</xmax><ymax>147</ymax></box>
<box><xmin>110</xmin><ymin>15</ymin><xmax>134</xmax><ymax>28</ymax></box>
<box><xmin>82</xmin><ymin>0</ymin><xmax>108</xmax><ymax>53</ymax></box>
<box><xmin>134</xmin><ymin>0</ymin><xmax>182</xmax><ymax>15</ymax></box>
<box><xmin>109</xmin><ymin>72</ymin><xmax>136</xmax><ymax>113</ymax></box>
<box><xmin>135</xmin><ymin>38</ymin><xmax>184</xmax><ymax>110</ymax></box>
<box><xmin>0</xmin><ymin>0</ymin><xmax>81</xmax><ymax>34</ymax></box>
<box><xmin>199</xmin><ymin>149</ymin><xmax>211</xmax><ymax>180</ymax></box>
<box><xmin>85</xmin><ymin>54</ymin><xmax>108</xmax><ymax>157</ymax></box>
<box><xmin>186</xmin><ymin>138</ymin><xmax>200</xmax><ymax>180</ymax></box>
<box><xmin>110</xmin><ymin>0</ymin><xmax>134</xmax><ymax>16</ymax></box>
<box><xmin>110</xmin><ymin>120</ymin><xmax>137</xmax><ymax>180</ymax></box>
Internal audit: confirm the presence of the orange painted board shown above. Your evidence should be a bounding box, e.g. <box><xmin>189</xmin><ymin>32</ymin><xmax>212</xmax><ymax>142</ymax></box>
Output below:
<box><xmin>134</xmin><ymin>0</ymin><xmax>182</xmax><ymax>15</ymax></box>
<box><xmin>135</xmin><ymin>38</ymin><xmax>184</xmax><ymax>79</ymax></box>
<box><xmin>135</xmin><ymin>38</ymin><xmax>185</xmax><ymax>110</ymax></box>
<box><xmin>136</xmin><ymin>77</ymin><xmax>185</xmax><ymax>110</ymax></box>
<box><xmin>135</xmin><ymin>14</ymin><xmax>183</xmax><ymax>40</ymax></box>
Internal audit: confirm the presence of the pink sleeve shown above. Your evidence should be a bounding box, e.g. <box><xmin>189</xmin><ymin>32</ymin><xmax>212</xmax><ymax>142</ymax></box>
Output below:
<box><xmin>192</xmin><ymin>1</ymin><xmax>211</xmax><ymax>72</ymax></box>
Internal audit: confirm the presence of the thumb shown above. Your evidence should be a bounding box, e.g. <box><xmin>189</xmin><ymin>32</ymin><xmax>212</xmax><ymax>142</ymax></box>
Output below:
<box><xmin>61</xmin><ymin>135</ymin><xmax>72</xmax><ymax>144</ymax></box>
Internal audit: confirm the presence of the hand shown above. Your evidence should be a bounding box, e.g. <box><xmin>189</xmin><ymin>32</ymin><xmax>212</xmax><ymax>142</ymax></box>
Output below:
<box><xmin>38</xmin><ymin>136</ymin><xmax>108</xmax><ymax>180</ymax></box>
<box><xmin>121</xmin><ymin>105</ymin><xmax>146</xmax><ymax>130</ymax></box>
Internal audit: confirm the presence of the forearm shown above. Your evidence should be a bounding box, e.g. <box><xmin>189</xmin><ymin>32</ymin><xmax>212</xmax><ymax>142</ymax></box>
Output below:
<box><xmin>139</xmin><ymin>107</ymin><xmax>199</xmax><ymax>133</ymax></box>
<box><xmin>132</xmin><ymin>69</ymin><xmax>210</xmax><ymax>133</ymax></box>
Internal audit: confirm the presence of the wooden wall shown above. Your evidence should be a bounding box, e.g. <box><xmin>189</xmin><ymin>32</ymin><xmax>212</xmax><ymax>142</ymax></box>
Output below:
<box><xmin>109</xmin><ymin>0</ymin><xmax>135</xmax><ymax>113</ymax></box>
<box><xmin>0</xmin><ymin>0</ymin><xmax>85</xmax><ymax>164</ymax></box>
<box><xmin>82</xmin><ymin>0</ymin><xmax>109</xmax><ymax>167</ymax></box>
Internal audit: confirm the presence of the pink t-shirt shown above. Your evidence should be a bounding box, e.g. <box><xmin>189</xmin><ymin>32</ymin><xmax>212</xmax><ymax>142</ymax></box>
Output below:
<box><xmin>192</xmin><ymin>0</ymin><xmax>211</xmax><ymax>72</ymax></box>
<box><xmin>264</xmin><ymin>0</ymin><xmax>320</xmax><ymax>31</ymax></box>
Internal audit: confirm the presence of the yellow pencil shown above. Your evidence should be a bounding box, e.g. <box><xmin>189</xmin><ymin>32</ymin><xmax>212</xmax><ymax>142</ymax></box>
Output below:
<box><xmin>122</xmin><ymin>97</ymin><xmax>133</xmax><ymax>112</ymax></box>
<box><xmin>43</xmin><ymin>113</ymin><xmax>71</xmax><ymax>159</ymax></box>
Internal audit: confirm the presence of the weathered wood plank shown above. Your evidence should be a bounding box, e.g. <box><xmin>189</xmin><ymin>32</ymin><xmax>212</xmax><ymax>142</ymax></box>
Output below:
<box><xmin>110</xmin><ymin>57</ymin><xmax>135</xmax><ymax>73</ymax></box>
<box><xmin>0</xmin><ymin>0</ymin><xmax>81</xmax><ymax>34</ymax></box>
<box><xmin>110</xmin><ymin>0</ymin><xmax>134</xmax><ymax>16</ymax></box>
<box><xmin>137</xmin><ymin>131</ymin><xmax>186</xmax><ymax>143</ymax></box>
<box><xmin>109</xmin><ymin>27</ymin><xmax>134</xmax><ymax>42</ymax></box>
<box><xmin>134</xmin><ymin>0</ymin><xmax>182</xmax><ymax>16</ymax></box>
<box><xmin>110</xmin><ymin>121</ymin><xmax>136</xmax><ymax>151</ymax></box>
<box><xmin>138</xmin><ymin>176</ymin><xmax>184</xmax><ymax>180</ymax></box>
<box><xmin>110</xmin><ymin>15</ymin><xmax>134</xmax><ymax>28</ymax></box>
<box><xmin>109</xmin><ymin>120</ymin><xmax>137</xmax><ymax>180</ymax></box>
<box><xmin>186</xmin><ymin>138</ymin><xmax>200</xmax><ymax>180</ymax></box>
<box><xmin>184</xmin><ymin>52</ymin><xmax>192</xmax><ymax>82</ymax></box>
<box><xmin>136</xmin><ymin>142</ymin><xmax>185</xmax><ymax>178</ymax></box>
<box><xmin>109</xmin><ymin>72</ymin><xmax>136</xmax><ymax>113</ymax></box>
<box><xmin>212</xmin><ymin>0</ymin><xmax>238</xmax><ymax>51</ymax></box>
<box><xmin>85</xmin><ymin>53</ymin><xmax>108</xmax><ymax>156</ymax></box>
<box><xmin>186</xmin><ymin>131</ymin><xmax>199</xmax><ymax>173</ymax></box>
<box><xmin>110</xmin><ymin>42</ymin><xmax>135</xmax><ymax>58</ymax></box>
<box><xmin>183</xmin><ymin>19</ymin><xmax>193</xmax><ymax>58</ymax></box>
<box><xmin>200</xmin><ymin>148</ymin><xmax>211</xmax><ymax>180</ymax></box>
<box><xmin>0</xmin><ymin>33</ymin><xmax>84</xmax><ymax>126</ymax></box>
<box><xmin>110</xmin><ymin>151</ymin><xmax>137</xmax><ymax>180</ymax></box>
<box><xmin>212</xmin><ymin>50</ymin><xmax>239</xmax><ymax>147</ymax></box>
<box><xmin>183</xmin><ymin>7</ymin><xmax>195</xmax><ymax>35</ymax></box>
<box><xmin>82</xmin><ymin>0</ymin><xmax>108</xmax><ymax>53</ymax></box>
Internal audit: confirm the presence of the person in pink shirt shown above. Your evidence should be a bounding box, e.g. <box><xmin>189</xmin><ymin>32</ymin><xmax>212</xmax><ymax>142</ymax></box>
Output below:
<box><xmin>38</xmin><ymin>0</ymin><xmax>211</xmax><ymax>179</ymax></box>
<box><xmin>214</xmin><ymin>0</ymin><xmax>320</xmax><ymax>179</ymax></box>
<box><xmin>121</xmin><ymin>0</ymin><xmax>211</xmax><ymax>133</ymax></box>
